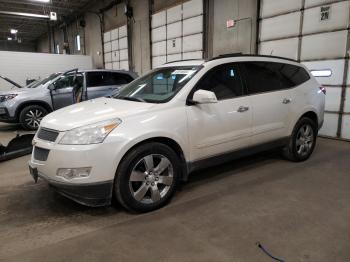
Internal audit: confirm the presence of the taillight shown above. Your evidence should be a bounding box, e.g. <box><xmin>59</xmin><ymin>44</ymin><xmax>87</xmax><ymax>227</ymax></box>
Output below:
<box><xmin>319</xmin><ymin>86</ymin><xmax>326</xmax><ymax>95</ymax></box>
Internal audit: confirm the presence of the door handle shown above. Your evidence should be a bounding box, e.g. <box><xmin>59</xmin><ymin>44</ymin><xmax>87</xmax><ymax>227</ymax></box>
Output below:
<box><xmin>282</xmin><ymin>98</ymin><xmax>292</xmax><ymax>104</ymax></box>
<box><xmin>237</xmin><ymin>106</ymin><xmax>249</xmax><ymax>113</ymax></box>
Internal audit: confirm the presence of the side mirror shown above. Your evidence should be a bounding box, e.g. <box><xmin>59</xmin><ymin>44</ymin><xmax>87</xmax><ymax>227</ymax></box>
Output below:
<box><xmin>192</xmin><ymin>89</ymin><xmax>218</xmax><ymax>104</ymax></box>
<box><xmin>48</xmin><ymin>84</ymin><xmax>55</xmax><ymax>91</ymax></box>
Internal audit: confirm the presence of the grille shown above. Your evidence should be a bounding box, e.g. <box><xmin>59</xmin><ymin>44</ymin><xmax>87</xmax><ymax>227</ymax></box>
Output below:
<box><xmin>37</xmin><ymin>128</ymin><xmax>59</xmax><ymax>142</ymax></box>
<box><xmin>33</xmin><ymin>147</ymin><xmax>50</xmax><ymax>161</ymax></box>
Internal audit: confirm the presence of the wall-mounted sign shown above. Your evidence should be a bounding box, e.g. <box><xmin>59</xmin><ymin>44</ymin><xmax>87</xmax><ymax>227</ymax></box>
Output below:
<box><xmin>226</xmin><ymin>19</ymin><xmax>235</xmax><ymax>28</ymax></box>
<box><xmin>320</xmin><ymin>6</ymin><xmax>331</xmax><ymax>21</ymax></box>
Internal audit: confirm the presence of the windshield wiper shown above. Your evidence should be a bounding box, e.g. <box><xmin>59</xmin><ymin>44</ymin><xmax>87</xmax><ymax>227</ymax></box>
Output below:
<box><xmin>116</xmin><ymin>96</ymin><xmax>146</xmax><ymax>102</ymax></box>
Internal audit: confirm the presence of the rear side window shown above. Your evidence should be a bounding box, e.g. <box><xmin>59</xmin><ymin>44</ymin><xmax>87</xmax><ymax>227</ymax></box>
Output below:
<box><xmin>194</xmin><ymin>63</ymin><xmax>244</xmax><ymax>100</ymax></box>
<box><xmin>86</xmin><ymin>72</ymin><xmax>133</xmax><ymax>87</ymax></box>
<box><xmin>243</xmin><ymin>62</ymin><xmax>310</xmax><ymax>95</ymax></box>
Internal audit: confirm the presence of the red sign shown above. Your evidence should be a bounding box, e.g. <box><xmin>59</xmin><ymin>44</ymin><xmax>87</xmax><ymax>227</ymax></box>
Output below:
<box><xmin>226</xmin><ymin>19</ymin><xmax>235</xmax><ymax>28</ymax></box>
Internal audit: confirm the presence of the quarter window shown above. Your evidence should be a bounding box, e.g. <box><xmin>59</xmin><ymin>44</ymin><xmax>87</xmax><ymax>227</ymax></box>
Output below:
<box><xmin>194</xmin><ymin>63</ymin><xmax>244</xmax><ymax>100</ymax></box>
<box><xmin>244</xmin><ymin>62</ymin><xmax>310</xmax><ymax>95</ymax></box>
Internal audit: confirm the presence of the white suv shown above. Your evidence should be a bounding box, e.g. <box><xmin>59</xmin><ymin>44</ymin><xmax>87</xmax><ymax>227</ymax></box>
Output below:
<box><xmin>29</xmin><ymin>55</ymin><xmax>325</xmax><ymax>213</ymax></box>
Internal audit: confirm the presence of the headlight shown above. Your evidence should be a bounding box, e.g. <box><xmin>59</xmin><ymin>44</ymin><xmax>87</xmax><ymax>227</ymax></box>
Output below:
<box><xmin>0</xmin><ymin>94</ymin><xmax>17</xmax><ymax>102</ymax></box>
<box><xmin>59</xmin><ymin>118</ymin><xmax>122</xmax><ymax>145</ymax></box>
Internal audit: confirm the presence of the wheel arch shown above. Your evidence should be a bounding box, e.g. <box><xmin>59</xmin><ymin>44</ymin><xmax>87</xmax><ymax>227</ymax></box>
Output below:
<box><xmin>15</xmin><ymin>101</ymin><xmax>53</xmax><ymax>120</ymax></box>
<box><xmin>117</xmin><ymin>136</ymin><xmax>189</xmax><ymax>182</ymax></box>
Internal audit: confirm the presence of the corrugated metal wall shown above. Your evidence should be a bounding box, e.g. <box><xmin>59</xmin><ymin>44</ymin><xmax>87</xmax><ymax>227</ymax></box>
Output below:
<box><xmin>103</xmin><ymin>25</ymin><xmax>129</xmax><ymax>71</ymax></box>
<box><xmin>151</xmin><ymin>0</ymin><xmax>204</xmax><ymax>68</ymax></box>
<box><xmin>258</xmin><ymin>0</ymin><xmax>350</xmax><ymax>140</ymax></box>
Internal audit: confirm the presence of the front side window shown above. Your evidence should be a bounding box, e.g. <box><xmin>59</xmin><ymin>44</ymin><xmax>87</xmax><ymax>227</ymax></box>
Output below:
<box><xmin>114</xmin><ymin>66</ymin><xmax>201</xmax><ymax>103</ymax></box>
<box><xmin>194</xmin><ymin>63</ymin><xmax>244</xmax><ymax>100</ymax></box>
<box><xmin>53</xmin><ymin>74</ymin><xmax>83</xmax><ymax>89</ymax></box>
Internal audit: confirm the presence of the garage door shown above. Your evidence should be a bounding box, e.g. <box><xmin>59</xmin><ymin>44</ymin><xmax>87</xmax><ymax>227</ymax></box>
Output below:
<box><xmin>103</xmin><ymin>25</ymin><xmax>129</xmax><ymax>71</ymax></box>
<box><xmin>258</xmin><ymin>0</ymin><xmax>350</xmax><ymax>140</ymax></box>
<box><xmin>151</xmin><ymin>0</ymin><xmax>204</xmax><ymax>68</ymax></box>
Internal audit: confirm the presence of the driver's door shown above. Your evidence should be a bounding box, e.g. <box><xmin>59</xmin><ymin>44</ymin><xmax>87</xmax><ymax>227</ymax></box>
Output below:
<box><xmin>50</xmin><ymin>74</ymin><xmax>82</xmax><ymax>109</ymax></box>
<box><xmin>186</xmin><ymin>63</ymin><xmax>252</xmax><ymax>162</ymax></box>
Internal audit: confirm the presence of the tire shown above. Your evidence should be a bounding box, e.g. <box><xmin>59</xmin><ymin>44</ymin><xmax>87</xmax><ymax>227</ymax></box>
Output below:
<box><xmin>283</xmin><ymin>117</ymin><xmax>318</xmax><ymax>162</ymax></box>
<box><xmin>115</xmin><ymin>142</ymin><xmax>181</xmax><ymax>213</ymax></box>
<box><xmin>19</xmin><ymin>105</ymin><xmax>48</xmax><ymax>130</ymax></box>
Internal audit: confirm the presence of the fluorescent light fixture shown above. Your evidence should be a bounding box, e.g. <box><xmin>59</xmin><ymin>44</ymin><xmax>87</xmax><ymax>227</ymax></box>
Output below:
<box><xmin>76</xmin><ymin>35</ymin><xmax>81</xmax><ymax>51</ymax></box>
<box><xmin>10</xmin><ymin>29</ymin><xmax>18</xmax><ymax>34</ymax></box>
<box><xmin>31</xmin><ymin>0</ymin><xmax>50</xmax><ymax>2</ymax></box>
<box><xmin>0</xmin><ymin>11</ymin><xmax>49</xmax><ymax>19</ymax></box>
<box><xmin>310</xmin><ymin>69</ymin><xmax>332</xmax><ymax>77</ymax></box>
<box><xmin>7</xmin><ymin>37</ymin><xmax>12</xmax><ymax>41</ymax></box>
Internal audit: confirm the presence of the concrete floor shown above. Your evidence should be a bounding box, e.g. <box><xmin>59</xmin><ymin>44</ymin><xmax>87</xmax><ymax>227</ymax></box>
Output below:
<box><xmin>0</xmin><ymin>123</ymin><xmax>350</xmax><ymax>262</ymax></box>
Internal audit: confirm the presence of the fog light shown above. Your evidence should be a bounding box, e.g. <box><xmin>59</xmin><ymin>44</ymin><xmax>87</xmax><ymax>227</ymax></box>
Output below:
<box><xmin>56</xmin><ymin>167</ymin><xmax>91</xmax><ymax>180</ymax></box>
<box><xmin>0</xmin><ymin>108</ymin><xmax>6</xmax><ymax>115</ymax></box>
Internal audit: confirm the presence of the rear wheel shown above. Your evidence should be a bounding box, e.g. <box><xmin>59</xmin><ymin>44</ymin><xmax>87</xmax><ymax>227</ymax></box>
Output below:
<box><xmin>114</xmin><ymin>142</ymin><xmax>180</xmax><ymax>213</ymax></box>
<box><xmin>283</xmin><ymin>117</ymin><xmax>318</xmax><ymax>162</ymax></box>
<box><xmin>19</xmin><ymin>105</ymin><xmax>48</xmax><ymax>130</ymax></box>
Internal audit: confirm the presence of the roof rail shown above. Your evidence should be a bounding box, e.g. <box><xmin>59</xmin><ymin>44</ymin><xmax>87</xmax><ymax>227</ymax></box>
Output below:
<box><xmin>209</xmin><ymin>53</ymin><xmax>298</xmax><ymax>63</ymax></box>
<box><xmin>164</xmin><ymin>59</ymin><xmax>205</xmax><ymax>64</ymax></box>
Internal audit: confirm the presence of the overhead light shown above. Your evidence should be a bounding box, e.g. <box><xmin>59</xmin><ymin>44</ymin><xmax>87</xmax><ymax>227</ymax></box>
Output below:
<box><xmin>10</xmin><ymin>29</ymin><xmax>18</xmax><ymax>34</ymax></box>
<box><xmin>31</xmin><ymin>0</ymin><xmax>50</xmax><ymax>2</ymax></box>
<box><xmin>0</xmin><ymin>11</ymin><xmax>49</xmax><ymax>19</ymax></box>
<box><xmin>7</xmin><ymin>37</ymin><xmax>12</xmax><ymax>41</ymax></box>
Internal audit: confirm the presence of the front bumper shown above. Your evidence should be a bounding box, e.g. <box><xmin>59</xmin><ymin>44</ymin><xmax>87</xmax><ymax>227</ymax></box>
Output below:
<box><xmin>28</xmin><ymin>132</ymin><xmax>124</xmax><ymax>207</ymax></box>
<box><xmin>29</xmin><ymin>163</ymin><xmax>113</xmax><ymax>206</ymax></box>
<box><xmin>0</xmin><ymin>107</ymin><xmax>16</xmax><ymax>123</ymax></box>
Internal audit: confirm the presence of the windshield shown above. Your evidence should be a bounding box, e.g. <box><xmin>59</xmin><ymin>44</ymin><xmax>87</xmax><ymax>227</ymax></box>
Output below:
<box><xmin>114</xmin><ymin>66</ymin><xmax>202</xmax><ymax>103</ymax></box>
<box><xmin>28</xmin><ymin>73</ymin><xmax>61</xmax><ymax>88</ymax></box>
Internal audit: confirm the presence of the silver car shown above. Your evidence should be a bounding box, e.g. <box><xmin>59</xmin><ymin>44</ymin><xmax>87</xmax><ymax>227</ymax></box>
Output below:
<box><xmin>0</xmin><ymin>69</ymin><xmax>137</xmax><ymax>130</ymax></box>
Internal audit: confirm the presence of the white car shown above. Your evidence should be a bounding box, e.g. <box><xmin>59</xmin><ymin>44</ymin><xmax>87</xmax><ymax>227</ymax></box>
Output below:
<box><xmin>29</xmin><ymin>54</ymin><xmax>325</xmax><ymax>213</ymax></box>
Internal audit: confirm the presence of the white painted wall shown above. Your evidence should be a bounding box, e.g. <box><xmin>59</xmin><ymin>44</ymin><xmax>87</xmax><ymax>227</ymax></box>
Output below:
<box><xmin>0</xmin><ymin>51</ymin><xmax>93</xmax><ymax>91</ymax></box>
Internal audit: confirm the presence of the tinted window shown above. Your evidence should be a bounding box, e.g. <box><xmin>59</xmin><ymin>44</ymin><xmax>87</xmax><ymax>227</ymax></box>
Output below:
<box><xmin>86</xmin><ymin>72</ymin><xmax>133</xmax><ymax>87</ymax></box>
<box><xmin>279</xmin><ymin>64</ymin><xmax>310</xmax><ymax>86</ymax></box>
<box><xmin>194</xmin><ymin>63</ymin><xmax>244</xmax><ymax>100</ymax></box>
<box><xmin>244</xmin><ymin>62</ymin><xmax>310</xmax><ymax>95</ymax></box>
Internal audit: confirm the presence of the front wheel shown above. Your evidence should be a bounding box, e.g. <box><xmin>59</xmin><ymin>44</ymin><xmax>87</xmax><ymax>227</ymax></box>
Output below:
<box><xmin>283</xmin><ymin>117</ymin><xmax>318</xmax><ymax>162</ymax></box>
<box><xmin>19</xmin><ymin>105</ymin><xmax>48</xmax><ymax>130</ymax></box>
<box><xmin>114</xmin><ymin>142</ymin><xmax>180</xmax><ymax>213</ymax></box>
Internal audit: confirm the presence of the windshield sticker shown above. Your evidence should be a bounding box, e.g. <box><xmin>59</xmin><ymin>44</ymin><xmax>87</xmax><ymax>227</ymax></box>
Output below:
<box><xmin>172</xmin><ymin>70</ymin><xmax>196</xmax><ymax>75</ymax></box>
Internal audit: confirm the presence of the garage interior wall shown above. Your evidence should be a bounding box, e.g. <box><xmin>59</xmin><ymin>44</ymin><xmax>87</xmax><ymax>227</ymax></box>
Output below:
<box><xmin>151</xmin><ymin>0</ymin><xmax>204</xmax><ymax>68</ymax></box>
<box><xmin>103</xmin><ymin>25</ymin><xmax>129</xmax><ymax>70</ymax></box>
<box><xmin>258</xmin><ymin>0</ymin><xmax>350</xmax><ymax>140</ymax></box>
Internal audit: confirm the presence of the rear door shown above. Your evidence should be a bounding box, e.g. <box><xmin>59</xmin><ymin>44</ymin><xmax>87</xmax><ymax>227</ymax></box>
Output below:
<box><xmin>241</xmin><ymin>61</ymin><xmax>294</xmax><ymax>144</ymax></box>
<box><xmin>86</xmin><ymin>72</ymin><xmax>134</xmax><ymax>99</ymax></box>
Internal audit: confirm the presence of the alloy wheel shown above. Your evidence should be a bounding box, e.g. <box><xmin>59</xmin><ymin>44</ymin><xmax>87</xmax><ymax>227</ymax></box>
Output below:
<box><xmin>296</xmin><ymin>124</ymin><xmax>314</xmax><ymax>157</ymax></box>
<box><xmin>129</xmin><ymin>154</ymin><xmax>174</xmax><ymax>204</ymax></box>
<box><xmin>24</xmin><ymin>109</ymin><xmax>44</xmax><ymax>129</ymax></box>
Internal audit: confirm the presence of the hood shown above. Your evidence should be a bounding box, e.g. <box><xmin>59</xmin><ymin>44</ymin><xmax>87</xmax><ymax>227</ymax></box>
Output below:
<box><xmin>0</xmin><ymin>86</ymin><xmax>45</xmax><ymax>96</ymax></box>
<box><xmin>41</xmin><ymin>97</ymin><xmax>156</xmax><ymax>131</ymax></box>
<box><xmin>0</xmin><ymin>75</ymin><xmax>23</xmax><ymax>89</ymax></box>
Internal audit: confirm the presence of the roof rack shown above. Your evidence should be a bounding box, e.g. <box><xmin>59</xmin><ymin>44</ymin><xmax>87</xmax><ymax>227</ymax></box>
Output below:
<box><xmin>209</xmin><ymin>53</ymin><xmax>298</xmax><ymax>63</ymax></box>
<box><xmin>164</xmin><ymin>59</ymin><xmax>205</xmax><ymax>64</ymax></box>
